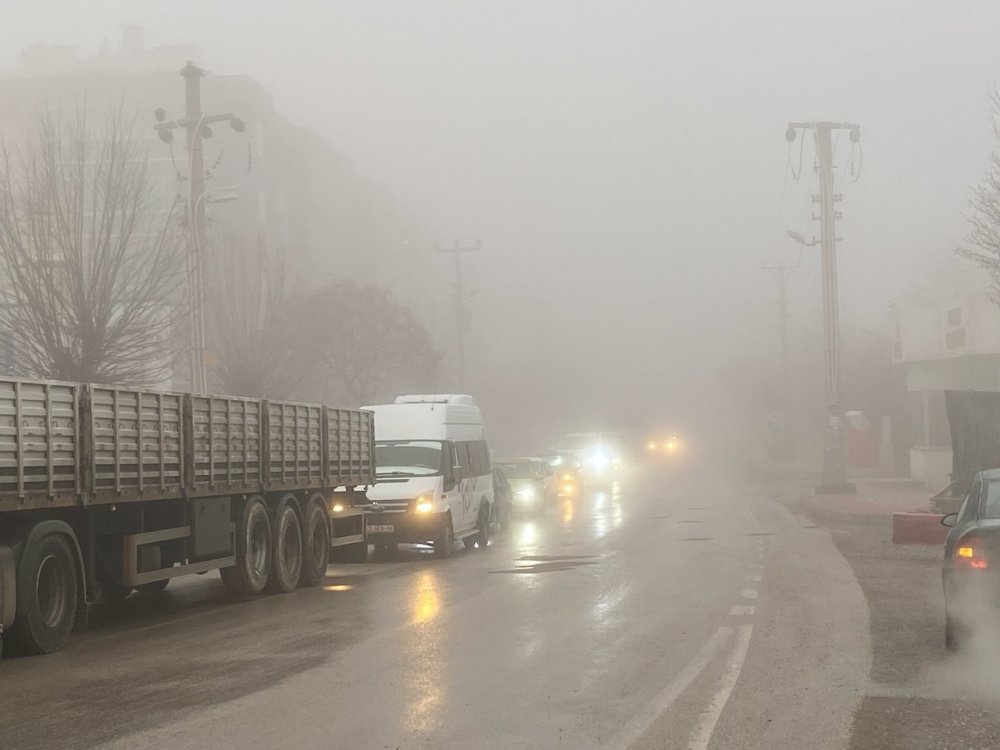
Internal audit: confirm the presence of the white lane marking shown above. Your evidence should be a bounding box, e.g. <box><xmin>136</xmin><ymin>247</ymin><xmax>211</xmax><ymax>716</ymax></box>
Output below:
<box><xmin>729</xmin><ymin>605</ymin><xmax>755</xmax><ymax>616</ymax></box>
<box><xmin>744</xmin><ymin>574</ymin><xmax>761</xmax><ymax>582</ymax></box>
<box><xmin>739</xmin><ymin>588</ymin><xmax>758</xmax><ymax>600</ymax></box>
<box><xmin>609</xmin><ymin>627</ymin><xmax>733</xmax><ymax>750</ymax></box>
<box><xmin>686</xmin><ymin>624</ymin><xmax>755</xmax><ymax>750</ymax></box>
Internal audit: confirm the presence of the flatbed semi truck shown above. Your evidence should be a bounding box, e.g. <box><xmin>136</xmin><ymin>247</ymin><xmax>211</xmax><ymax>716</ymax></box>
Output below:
<box><xmin>0</xmin><ymin>377</ymin><xmax>373</xmax><ymax>657</ymax></box>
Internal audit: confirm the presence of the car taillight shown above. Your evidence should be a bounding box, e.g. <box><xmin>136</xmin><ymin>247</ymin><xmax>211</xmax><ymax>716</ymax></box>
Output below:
<box><xmin>957</xmin><ymin>544</ymin><xmax>988</xmax><ymax>569</ymax></box>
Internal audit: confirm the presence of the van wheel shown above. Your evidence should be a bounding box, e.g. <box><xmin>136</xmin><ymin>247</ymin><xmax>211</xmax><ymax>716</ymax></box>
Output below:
<box><xmin>434</xmin><ymin>517</ymin><xmax>454</xmax><ymax>558</ymax></box>
<box><xmin>221</xmin><ymin>497</ymin><xmax>272</xmax><ymax>595</ymax></box>
<box><xmin>10</xmin><ymin>533</ymin><xmax>79</xmax><ymax>654</ymax></box>
<box><xmin>299</xmin><ymin>500</ymin><xmax>330</xmax><ymax>588</ymax></box>
<box><xmin>266</xmin><ymin>500</ymin><xmax>304</xmax><ymax>594</ymax></box>
<box><xmin>465</xmin><ymin>504</ymin><xmax>490</xmax><ymax>550</ymax></box>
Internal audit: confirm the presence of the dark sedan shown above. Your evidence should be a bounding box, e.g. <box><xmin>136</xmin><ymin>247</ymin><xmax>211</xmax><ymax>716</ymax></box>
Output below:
<box><xmin>941</xmin><ymin>468</ymin><xmax>1000</xmax><ymax>650</ymax></box>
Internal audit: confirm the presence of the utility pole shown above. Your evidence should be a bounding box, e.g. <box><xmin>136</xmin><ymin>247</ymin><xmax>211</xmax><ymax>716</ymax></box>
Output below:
<box><xmin>154</xmin><ymin>61</ymin><xmax>245</xmax><ymax>393</ymax></box>
<box><xmin>435</xmin><ymin>240</ymin><xmax>481</xmax><ymax>387</ymax></box>
<box><xmin>762</xmin><ymin>258</ymin><xmax>798</xmax><ymax>460</ymax></box>
<box><xmin>786</xmin><ymin>120</ymin><xmax>861</xmax><ymax>494</ymax></box>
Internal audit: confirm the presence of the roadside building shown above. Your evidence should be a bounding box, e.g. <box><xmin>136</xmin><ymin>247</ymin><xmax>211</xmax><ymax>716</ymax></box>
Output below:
<box><xmin>0</xmin><ymin>30</ymin><xmax>434</xmax><ymax>385</ymax></box>
<box><xmin>891</xmin><ymin>287</ymin><xmax>1000</xmax><ymax>489</ymax></box>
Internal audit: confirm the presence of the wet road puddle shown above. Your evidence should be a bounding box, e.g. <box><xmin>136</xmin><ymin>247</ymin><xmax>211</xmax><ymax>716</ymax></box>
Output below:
<box><xmin>491</xmin><ymin>554</ymin><xmax>599</xmax><ymax>574</ymax></box>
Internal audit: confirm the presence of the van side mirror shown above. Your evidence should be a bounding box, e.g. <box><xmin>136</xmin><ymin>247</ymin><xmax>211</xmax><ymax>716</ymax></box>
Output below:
<box><xmin>941</xmin><ymin>513</ymin><xmax>957</xmax><ymax>527</ymax></box>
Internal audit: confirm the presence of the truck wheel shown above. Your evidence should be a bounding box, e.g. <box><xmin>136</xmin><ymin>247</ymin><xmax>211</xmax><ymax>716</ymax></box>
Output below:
<box><xmin>136</xmin><ymin>579</ymin><xmax>170</xmax><ymax>594</ymax></box>
<box><xmin>433</xmin><ymin>517</ymin><xmax>453</xmax><ymax>558</ymax></box>
<box><xmin>221</xmin><ymin>497</ymin><xmax>272</xmax><ymax>596</ymax></box>
<box><xmin>10</xmin><ymin>533</ymin><xmax>79</xmax><ymax>654</ymax></box>
<box><xmin>266</xmin><ymin>500</ymin><xmax>303</xmax><ymax>594</ymax></box>
<box><xmin>299</xmin><ymin>500</ymin><xmax>330</xmax><ymax>588</ymax></box>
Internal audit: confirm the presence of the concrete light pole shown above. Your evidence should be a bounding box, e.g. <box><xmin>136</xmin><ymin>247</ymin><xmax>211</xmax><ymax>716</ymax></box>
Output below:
<box><xmin>435</xmin><ymin>240</ymin><xmax>481</xmax><ymax>387</ymax></box>
<box><xmin>786</xmin><ymin>121</ymin><xmax>861</xmax><ymax>494</ymax></box>
<box><xmin>154</xmin><ymin>61</ymin><xmax>245</xmax><ymax>393</ymax></box>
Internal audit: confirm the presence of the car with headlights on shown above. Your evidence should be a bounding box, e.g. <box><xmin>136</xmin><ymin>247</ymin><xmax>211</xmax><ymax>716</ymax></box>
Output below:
<box><xmin>941</xmin><ymin>468</ymin><xmax>1000</xmax><ymax>649</ymax></box>
<box><xmin>544</xmin><ymin>451</ymin><xmax>583</xmax><ymax>496</ymax></box>
<box><xmin>495</xmin><ymin>458</ymin><xmax>550</xmax><ymax>517</ymax></box>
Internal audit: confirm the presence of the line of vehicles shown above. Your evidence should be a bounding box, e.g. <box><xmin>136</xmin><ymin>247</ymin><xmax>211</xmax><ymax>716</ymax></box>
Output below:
<box><xmin>0</xmin><ymin>380</ymin><xmax>635</xmax><ymax>660</ymax></box>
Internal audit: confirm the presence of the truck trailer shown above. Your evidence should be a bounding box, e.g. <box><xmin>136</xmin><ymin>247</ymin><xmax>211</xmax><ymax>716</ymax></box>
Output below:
<box><xmin>0</xmin><ymin>377</ymin><xmax>373</xmax><ymax>658</ymax></box>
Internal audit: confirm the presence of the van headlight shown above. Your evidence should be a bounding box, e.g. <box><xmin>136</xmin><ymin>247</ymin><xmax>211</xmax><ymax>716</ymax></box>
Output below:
<box><xmin>415</xmin><ymin>496</ymin><xmax>434</xmax><ymax>513</ymax></box>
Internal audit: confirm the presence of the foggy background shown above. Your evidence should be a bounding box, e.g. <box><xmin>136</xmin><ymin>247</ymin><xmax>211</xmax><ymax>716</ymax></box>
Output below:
<box><xmin>4</xmin><ymin>1</ymin><xmax>1000</xmax><ymax>454</ymax></box>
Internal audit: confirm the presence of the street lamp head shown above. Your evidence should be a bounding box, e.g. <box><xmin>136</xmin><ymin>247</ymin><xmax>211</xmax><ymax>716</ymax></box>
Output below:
<box><xmin>157</xmin><ymin>128</ymin><xmax>173</xmax><ymax>144</ymax></box>
<box><xmin>229</xmin><ymin>116</ymin><xmax>246</xmax><ymax>133</ymax></box>
<box><xmin>786</xmin><ymin>230</ymin><xmax>808</xmax><ymax>245</ymax></box>
<box><xmin>154</xmin><ymin>107</ymin><xmax>166</xmax><ymax>123</ymax></box>
<box><xmin>785</xmin><ymin>126</ymin><xmax>797</xmax><ymax>142</ymax></box>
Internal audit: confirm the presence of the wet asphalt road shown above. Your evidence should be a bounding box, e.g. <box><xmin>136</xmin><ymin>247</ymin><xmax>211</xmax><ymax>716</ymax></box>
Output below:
<box><xmin>0</xmin><ymin>463</ymin><xmax>870</xmax><ymax>750</ymax></box>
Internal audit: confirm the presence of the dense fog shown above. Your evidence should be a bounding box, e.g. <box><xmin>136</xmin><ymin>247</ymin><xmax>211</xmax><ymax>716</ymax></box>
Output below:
<box><xmin>2</xmin><ymin>1</ymin><xmax>1000</xmax><ymax>455</ymax></box>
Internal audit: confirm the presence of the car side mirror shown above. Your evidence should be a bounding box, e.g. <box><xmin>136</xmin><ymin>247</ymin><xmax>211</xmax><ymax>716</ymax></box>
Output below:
<box><xmin>941</xmin><ymin>513</ymin><xmax>958</xmax><ymax>528</ymax></box>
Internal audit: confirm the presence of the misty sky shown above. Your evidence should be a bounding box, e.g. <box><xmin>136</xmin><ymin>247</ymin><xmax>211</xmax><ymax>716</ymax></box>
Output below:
<box><xmin>3</xmin><ymin>1</ymin><xmax>1000</xmax><ymax>426</ymax></box>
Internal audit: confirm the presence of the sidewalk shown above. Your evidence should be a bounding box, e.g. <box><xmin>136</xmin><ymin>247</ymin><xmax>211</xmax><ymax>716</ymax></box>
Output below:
<box><xmin>799</xmin><ymin>480</ymin><xmax>950</xmax><ymax>545</ymax></box>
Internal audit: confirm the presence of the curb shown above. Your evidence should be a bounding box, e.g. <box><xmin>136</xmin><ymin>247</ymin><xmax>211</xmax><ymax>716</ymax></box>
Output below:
<box><xmin>800</xmin><ymin>494</ymin><xmax>892</xmax><ymax>528</ymax></box>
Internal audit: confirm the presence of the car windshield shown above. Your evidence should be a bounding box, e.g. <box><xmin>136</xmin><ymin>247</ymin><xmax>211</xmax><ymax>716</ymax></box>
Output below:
<box><xmin>374</xmin><ymin>440</ymin><xmax>444</xmax><ymax>476</ymax></box>
<box><xmin>496</xmin><ymin>462</ymin><xmax>533</xmax><ymax>478</ymax></box>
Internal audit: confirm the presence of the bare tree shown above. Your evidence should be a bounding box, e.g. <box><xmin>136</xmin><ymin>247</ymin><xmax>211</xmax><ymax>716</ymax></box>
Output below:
<box><xmin>290</xmin><ymin>280</ymin><xmax>440</xmax><ymax>405</ymax></box>
<box><xmin>0</xmin><ymin>108</ymin><xmax>184</xmax><ymax>385</ymax></box>
<box><xmin>207</xmin><ymin>233</ymin><xmax>296</xmax><ymax>398</ymax></box>
<box><xmin>961</xmin><ymin>88</ymin><xmax>1000</xmax><ymax>296</ymax></box>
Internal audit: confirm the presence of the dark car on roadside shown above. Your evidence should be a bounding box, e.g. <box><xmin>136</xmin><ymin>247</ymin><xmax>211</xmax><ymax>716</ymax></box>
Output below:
<box><xmin>941</xmin><ymin>468</ymin><xmax>1000</xmax><ymax>649</ymax></box>
<box><xmin>492</xmin><ymin>467</ymin><xmax>514</xmax><ymax>531</ymax></box>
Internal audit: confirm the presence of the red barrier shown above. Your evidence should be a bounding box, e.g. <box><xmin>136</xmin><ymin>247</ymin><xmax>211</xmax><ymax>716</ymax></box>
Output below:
<box><xmin>892</xmin><ymin>512</ymin><xmax>948</xmax><ymax>545</ymax></box>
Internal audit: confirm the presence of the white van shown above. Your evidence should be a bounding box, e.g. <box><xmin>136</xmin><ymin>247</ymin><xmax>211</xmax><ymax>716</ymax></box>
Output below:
<box><xmin>362</xmin><ymin>394</ymin><xmax>494</xmax><ymax>556</ymax></box>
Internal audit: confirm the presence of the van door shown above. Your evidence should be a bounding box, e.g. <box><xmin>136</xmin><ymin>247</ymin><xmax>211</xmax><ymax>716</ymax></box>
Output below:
<box><xmin>453</xmin><ymin>442</ymin><xmax>474</xmax><ymax>533</ymax></box>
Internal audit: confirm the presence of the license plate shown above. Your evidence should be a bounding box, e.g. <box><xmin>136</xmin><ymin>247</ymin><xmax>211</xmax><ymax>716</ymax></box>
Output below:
<box><xmin>367</xmin><ymin>524</ymin><xmax>395</xmax><ymax>534</ymax></box>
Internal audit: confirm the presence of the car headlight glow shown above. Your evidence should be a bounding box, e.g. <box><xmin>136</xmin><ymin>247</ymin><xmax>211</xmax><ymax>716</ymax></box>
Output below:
<box><xmin>590</xmin><ymin>451</ymin><xmax>610</xmax><ymax>469</ymax></box>
<box><xmin>515</xmin><ymin>488</ymin><xmax>536</xmax><ymax>501</ymax></box>
<box><xmin>415</xmin><ymin>496</ymin><xmax>434</xmax><ymax>513</ymax></box>
<box><xmin>331</xmin><ymin>503</ymin><xmax>345</xmax><ymax>513</ymax></box>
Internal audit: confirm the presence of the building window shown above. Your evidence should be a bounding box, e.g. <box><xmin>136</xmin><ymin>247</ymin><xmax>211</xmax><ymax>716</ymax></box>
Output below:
<box><xmin>945</xmin><ymin>326</ymin><xmax>966</xmax><ymax>350</ymax></box>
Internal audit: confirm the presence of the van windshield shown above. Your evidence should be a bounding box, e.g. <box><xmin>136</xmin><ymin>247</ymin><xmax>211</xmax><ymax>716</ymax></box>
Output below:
<box><xmin>375</xmin><ymin>440</ymin><xmax>445</xmax><ymax>476</ymax></box>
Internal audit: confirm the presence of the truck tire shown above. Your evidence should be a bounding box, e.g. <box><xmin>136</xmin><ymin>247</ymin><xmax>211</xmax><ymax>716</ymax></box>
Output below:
<box><xmin>298</xmin><ymin>500</ymin><xmax>330</xmax><ymax>588</ymax></box>
<box><xmin>9</xmin><ymin>533</ymin><xmax>79</xmax><ymax>654</ymax></box>
<box><xmin>266</xmin><ymin>500</ymin><xmax>303</xmax><ymax>594</ymax></box>
<box><xmin>433</xmin><ymin>516</ymin><xmax>454</xmax><ymax>558</ymax></box>
<box><xmin>221</xmin><ymin>497</ymin><xmax>272</xmax><ymax>596</ymax></box>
